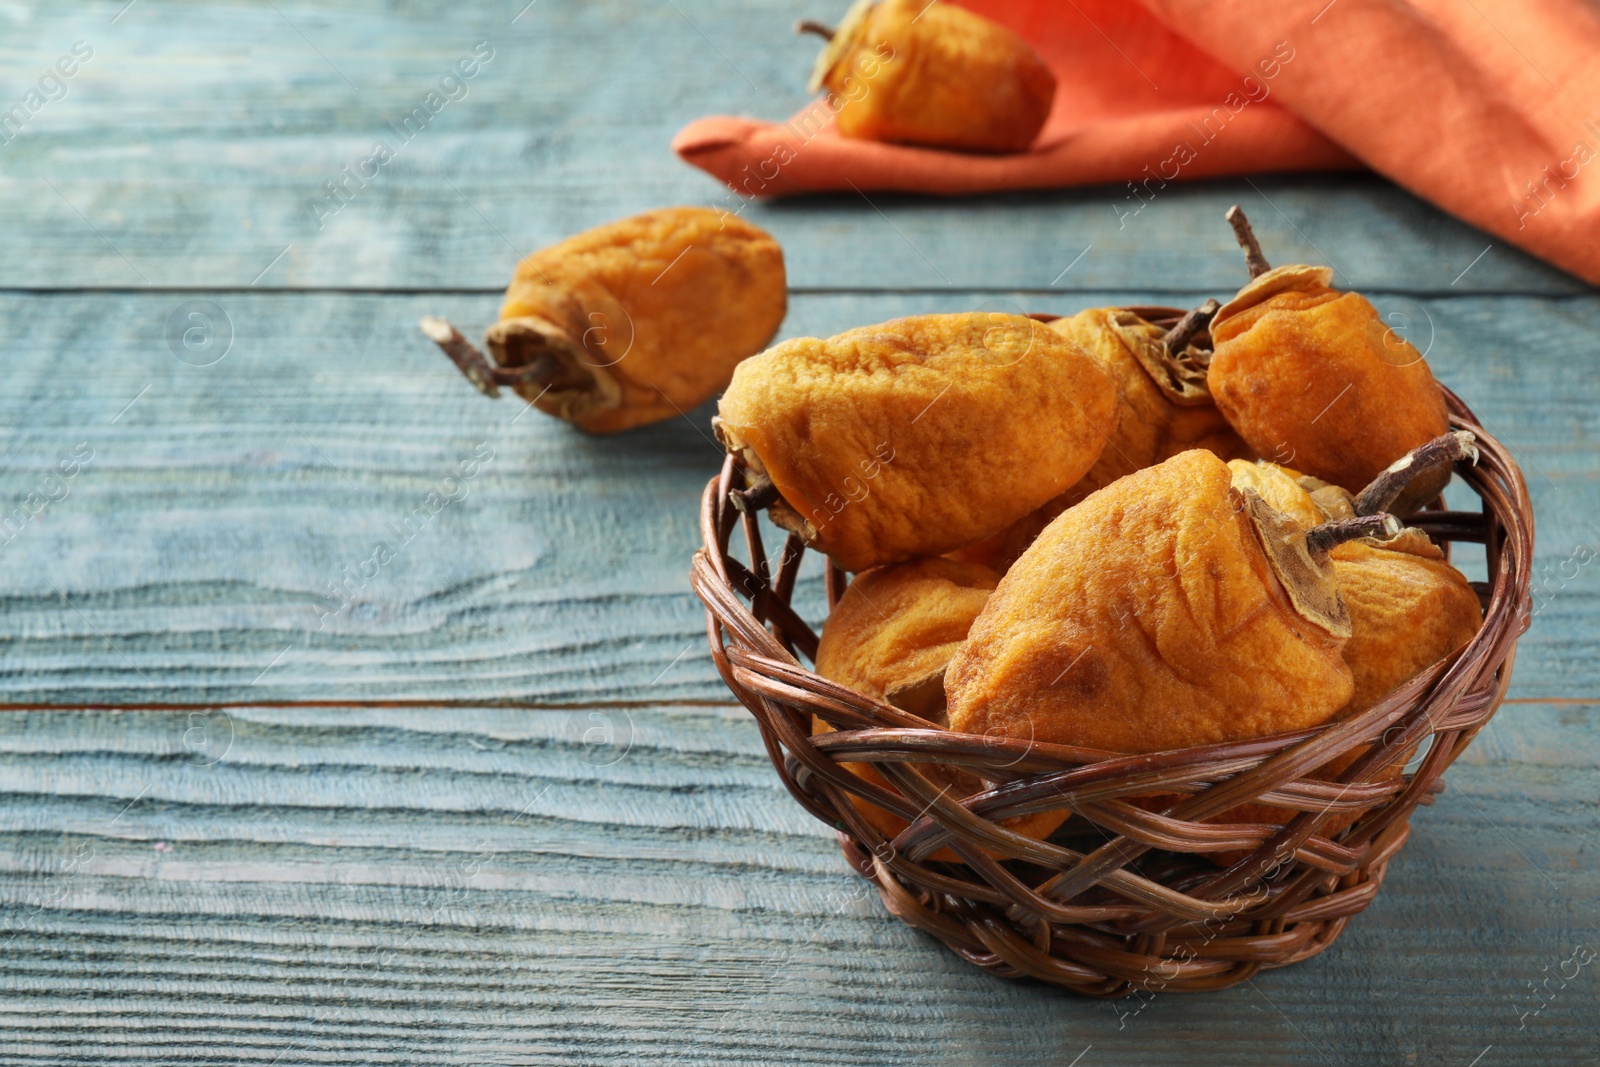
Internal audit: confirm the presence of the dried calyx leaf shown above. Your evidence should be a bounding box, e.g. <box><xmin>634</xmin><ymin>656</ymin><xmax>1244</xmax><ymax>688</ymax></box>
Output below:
<box><xmin>1362</xmin><ymin>525</ymin><xmax>1442</xmax><ymax>558</ymax></box>
<box><xmin>1212</xmin><ymin>263</ymin><xmax>1335</xmax><ymax>324</ymax></box>
<box><xmin>420</xmin><ymin>314</ymin><xmax>623</xmax><ymax>424</ymax></box>
<box><xmin>711</xmin><ymin>416</ymin><xmax>818</xmax><ymax>540</ymax></box>
<box><xmin>485</xmin><ymin>316</ymin><xmax>622</xmax><ymax>423</ymax></box>
<box><xmin>1241</xmin><ymin>488</ymin><xmax>1400</xmax><ymax>638</ymax></box>
<box><xmin>1109</xmin><ymin>305</ymin><xmax>1216</xmax><ymax>406</ymax></box>
<box><xmin>805</xmin><ymin>0</ymin><xmax>876</xmax><ymax>92</ymax></box>
<box><xmin>1352</xmin><ymin>431</ymin><xmax>1479</xmax><ymax>517</ymax></box>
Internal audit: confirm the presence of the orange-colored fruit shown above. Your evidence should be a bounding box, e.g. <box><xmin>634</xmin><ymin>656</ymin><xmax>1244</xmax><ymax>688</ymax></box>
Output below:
<box><xmin>485</xmin><ymin>207</ymin><xmax>786</xmax><ymax>433</ymax></box>
<box><xmin>807</xmin><ymin>0</ymin><xmax>1056</xmax><ymax>153</ymax></box>
<box><xmin>813</xmin><ymin>557</ymin><xmax>1065</xmax><ymax>858</ymax></box>
<box><xmin>1208</xmin><ymin>264</ymin><xmax>1452</xmax><ymax>495</ymax></box>
<box><xmin>946</xmin><ymin>450</ymin><xmax>1358</xmax><ymax>754</ymax></box>
<box><xmin>953</xmin><ymin>309</ymin><xmax>1251</xmax><ymax>571</ymax></box>
<box><xmin>716</xmin><ymin>313</ymin><xmax>1117</xmax><ymax>572</ymax></box>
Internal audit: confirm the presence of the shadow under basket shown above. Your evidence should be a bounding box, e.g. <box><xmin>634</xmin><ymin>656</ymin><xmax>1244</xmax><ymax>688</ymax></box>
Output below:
<box><xmin>690</xmin><ymin>375</ymin><xmax>1533</xmax><ymax>997</ymax></box>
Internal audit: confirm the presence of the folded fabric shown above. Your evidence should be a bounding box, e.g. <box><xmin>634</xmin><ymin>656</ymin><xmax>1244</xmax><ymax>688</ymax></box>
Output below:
<box><xmin>673</xmin><ymin>0</ymin><xmax>1600</xmax><ymax>285</ymax></box>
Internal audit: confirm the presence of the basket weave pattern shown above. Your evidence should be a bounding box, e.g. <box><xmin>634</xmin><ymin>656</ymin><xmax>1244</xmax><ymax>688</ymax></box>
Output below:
<box><xmin>690</xmin><ymin>370</ymin><xmax>1532</xmax><ymax>996</ymax></box>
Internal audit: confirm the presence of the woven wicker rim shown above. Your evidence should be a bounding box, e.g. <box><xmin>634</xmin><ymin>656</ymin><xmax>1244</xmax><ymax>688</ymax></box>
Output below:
<box><xmin>689</xmin><ymin>314</ymin><xmax>1533</xmax><ymax>996</ymax></box>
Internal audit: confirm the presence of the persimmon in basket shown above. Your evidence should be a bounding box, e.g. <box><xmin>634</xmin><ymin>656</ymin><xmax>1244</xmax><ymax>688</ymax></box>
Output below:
<box><xmin>1233</xmin><ymin>434</ymin><xmax>1485</xmax><ymax>713</ymax></box>
<box><xmin>1205</xmin><ymin>447</ymin><xmax>1482</xmax><ymax>851</ymax></box>
<box><xmin>809</xmin><ymin>557</ymin><xmax>1067</xmax><ymax>858</ymax></box>
<box><xmin>715</xmin><ymin>312</ymin><xmax>1117</xmax><ymax>572</ymax></box>
<box><xmin>1208</xmin><ymin>207</ymin><xmax>1453</xmax><ymax>506</ymax></box>
<box><xmin>944</xmin><ymin>449</ymin><xmax>1399</xmax><ymax>754</ymax></box>
<box><xmin>954</xmin><ymin>302</ymin><xmax>1250</xmax><ymax>572</ymax></box>
<box><xmin>1047</xmin><ymin>304</ymin><xmax>1249</xmax><ymax>500</ymax></box>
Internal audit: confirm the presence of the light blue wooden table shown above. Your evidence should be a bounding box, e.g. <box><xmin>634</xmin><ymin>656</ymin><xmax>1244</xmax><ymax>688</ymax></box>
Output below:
<box><xmin>1</xmin><ymin>1</ymin><xmax>1597</xmax><ymax>1063</ymax></box>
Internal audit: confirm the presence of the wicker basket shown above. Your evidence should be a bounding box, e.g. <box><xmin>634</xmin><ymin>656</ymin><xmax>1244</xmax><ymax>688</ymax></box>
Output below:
<box><xmin>689</xmin><ymin>310</ymin><xmax>1533</xmax><ymax>996</ymax></box>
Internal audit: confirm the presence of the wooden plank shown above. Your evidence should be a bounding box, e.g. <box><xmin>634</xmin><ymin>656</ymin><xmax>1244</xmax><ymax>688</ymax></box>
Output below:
<box><xmin>3</xmin><ymin>0</ymin><xmax>1594</xmax><ymax>1060</ymax></box>
<box><xmin>0</xmin><ymin>0</ymin><xmax>1582</xmax><ymax>295</ymax></box>
<box><xmin>0</xmin><ymin>702</ymin><xmax>1593</xmax><ymax>1064</ymax></box>
<box><xmin>1</xmin><ymin>289</ymin><xmax>1596</xmax><ymax>706</ymax></box>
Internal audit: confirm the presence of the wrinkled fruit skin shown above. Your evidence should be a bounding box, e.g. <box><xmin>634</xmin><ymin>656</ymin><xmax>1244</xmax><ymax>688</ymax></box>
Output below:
<box><xmin>816</xmin><ymin>0</ymin><xmax>1056</xmax><ymax>153</ymax></box>
<box><xmin>1205</xmin><ymin>468</ymin><xmax>1478</xmax><ymax>862</ymax></box>
<box><xmin>717</xmin><ymin>313</ymin><xmax>1117</xmax><ymax>573</ymax></box>
<box><xmin>812</xmin><ymin>557</ymin><xmax>1064</xmax><ymax>857</ymax></box>
<box><xmin>816</xmin><ymin>557</ymin><xmax>999</xmax><ymax>719</ymax></box>
<box><xmin>496</xmin><ymin>206</ymin><xmax>785</xmax><ymax>434</ymax></box>
<box><xmin>1224</xmin><ymin>463</ymin><xmax>1482</xmax><ymax>711</ymax></box>
<box><xmin>1226</xmin><ymin>459</ymin><xmax>1323</xmax><ymax>528</ymax></box>
<box><xmin>1056</xmin><ymin>310</ymin><xmax>1250</xmax><ymax>491</ymax></box>
<box><xmin>1209</xmin><ymin>268</ymin><xmax>1451</xmax><ymax>493</ymax></box>
<box><xmin>1331</xmin><ymin>535</ymin><xmax>1483</xmax><ymax>712</ymax></box>
<box><xmin>954</xmin><ymin>310</ymin><xmax>1250</xmax><ymax>571</ymax></box>
<box><xmin>947</xmin><ymin>450</ymin><xmax>1355</xmax><ymax>754</ymax></box>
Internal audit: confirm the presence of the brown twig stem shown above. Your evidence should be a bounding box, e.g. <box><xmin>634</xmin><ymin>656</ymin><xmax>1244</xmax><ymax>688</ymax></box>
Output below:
<box><xmin>1225</xmin><ymin>205</ymin><xmax>1272</xmax><ymax>278</ymax></box>
<box><xmin>420</xmin><ymin>316</ymin><xmax>501</xmax><ymax>398</ymax></box>
<box><xmin>421</xmin><ymin>317</ymin><xmax>572</xmax><ymax>398</ymax></box>
<box><xmin>730</xmin><ymin>474</ymin><xmax>780</xmax><ymax>514</ymax></box>
<box><xmin>1161</xmin><ymin>298</ymin><xmax>1221</xmax><ymax>352</ymax></box>
<box><xmin>1353</xmin><ymin>432</ymin><xmax>1479</xmax><ymax>517</ymax></box>
<box><xmin>1305</xmin><ymin>513</ymin><xmax>1401</xmax><ymax>556</ymax></box>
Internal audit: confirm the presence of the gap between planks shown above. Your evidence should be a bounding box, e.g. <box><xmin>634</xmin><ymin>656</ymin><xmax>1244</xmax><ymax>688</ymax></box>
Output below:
<box><xmin>0</xmin><ymin>699</ymin><xmax>741</xmax><ymax>713</ymax></box>
<box><xmin>2</xmin><ymin>286</ymin><xmax>1589</xmax><ymax>299</ymax></box>
<box><xmin>0</xmin><ymin>697</ymin><xmax>1583</xmax><ymax>712</ymax></box>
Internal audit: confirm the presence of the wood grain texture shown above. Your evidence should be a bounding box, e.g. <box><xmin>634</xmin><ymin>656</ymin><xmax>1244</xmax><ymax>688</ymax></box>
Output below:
<box><xmin>2</xmin><ymin>0</ymin><xmax>1598</xmax><ymax>1060</ymax></box>
<box><xmin>1</xmin><ymin>289</ymin><xmax>1597</xmax><ymax>705</ymax></box>
<box><xmin>0</xmin><ymin>0</ymin><xmax>1583</xmax><ymax>295</ymax></box>
<box><xmin>0</xmin><ymin>703</ymin><xmax>1595</xmax><ymax>1066</ymax></box>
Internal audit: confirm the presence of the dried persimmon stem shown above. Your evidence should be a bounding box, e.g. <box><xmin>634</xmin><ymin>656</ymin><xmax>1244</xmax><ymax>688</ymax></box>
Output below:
<box><xmin>730</xmin><ymin>472</ymin><xmax>780</xmax><ymax>514</ymax></box>
<box><xmin>796</xmin><ymin>19</ymin><xmax>836</xmax><ymax>39</ymax></box>
<box><xmin>420</xmin><ymin>316</ymin><xmax>500</xmax><ymax>398</ymax></box>
<box><xmin>1226</xmin><ymin>205</ymin><xmax>1272</xmax><ymax>278</ymax></box>
<box><xmin>1305</xmin><ymin>513</ymin><xmax>1401</xmax><ymax>556</ymax></box>
<box><xmin>1353</xmin><ymin>431</ymin><xmax>1480</xmax><ymax>517</ymax></box>
<box><xmin>1161</xmin><ymin>298</ymin><xmax>1221</xmax><ymax>352</ymax></box>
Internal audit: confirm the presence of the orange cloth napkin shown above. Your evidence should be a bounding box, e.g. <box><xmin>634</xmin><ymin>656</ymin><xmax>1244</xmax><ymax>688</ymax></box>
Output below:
<box><xmin>673</xmin><ymin>0</ymin><xmax>1600</xmax><ymax>285</ymax></box>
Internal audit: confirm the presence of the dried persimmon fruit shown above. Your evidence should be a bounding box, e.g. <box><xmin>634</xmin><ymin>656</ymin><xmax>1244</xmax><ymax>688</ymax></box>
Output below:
<box><xmin>813</xmin><ymin>557</ymin><xmax>1065</xmax><ymax>857</ymax></box>
<box><xmin>1330</xmin><ymin>532</ymin><xmax>1483</xmax><ymax>713</ymax></box>
<box><xmin>1205</xmin><ymin>529</ymin><xmax>1482</xmax><ymax>865</ymax></box>
<box><xmin>422</xmin><ymin>206</ymin><xmax>785</xmax><ymax>434</ymax></box>
<box><xmin>799</xmin><ymin>0</ymin><xmax>1055</xmax><ymax>153</ymax></box>
<box><xmin>945</xmin><ymin>449</ymin><xmax>1402</xmax><ymax>754</ymax></box>
<box><xmin>1226</xmin><ymin>447</ymin><xmax>1483</xmax><ymax>712</ymax></box>
<box><xmin>816</xmin><ymin>556</ymin><xmax>999</xmax><ymax>719</ymax></box>
<box><xmin>715</xmin><ymin>312</ymin><xmax>1117</xmax><ymax>572</ymax></box>
<box><xmin>1207</xmin><ymin>207</ymin><xmax>1452</xmax><ymax>495</ymax></box>
<box><xmin>1204</xmin><ymin>461</ymin><xmax>1478</xmax><ymax>860</ymax></box>
<box><xmin>953</xmin><ymin>305</ymin><xmax>1251</xmax><ymax>571</ymax></box>
<box><xmin>1052</xmin><ymin>304</ymin><xmax>1248</xmax><ymax>486</ymax></box>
